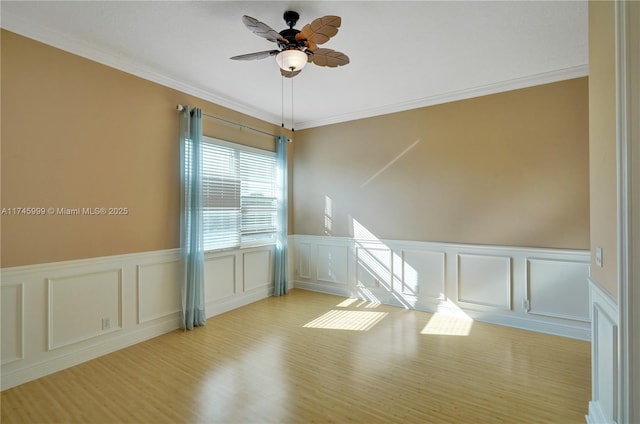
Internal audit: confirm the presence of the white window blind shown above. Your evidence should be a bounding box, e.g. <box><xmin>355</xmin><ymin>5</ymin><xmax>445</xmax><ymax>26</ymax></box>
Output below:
<box><xmin>202</xmin><ymin>137</ymin><xmax>276</xmax><ymax>251</ymax></box>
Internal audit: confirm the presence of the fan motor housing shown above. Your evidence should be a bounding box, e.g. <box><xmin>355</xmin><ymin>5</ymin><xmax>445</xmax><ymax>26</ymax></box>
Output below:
<box><xmin>279</xmin><ymin>10</ymin><xmax>304</xmax><ymax>49</ymax></box>
<box><xmin>278</xmin><ymin>28</ymin><xmax>301</xmax><ymax>48</ymax></box>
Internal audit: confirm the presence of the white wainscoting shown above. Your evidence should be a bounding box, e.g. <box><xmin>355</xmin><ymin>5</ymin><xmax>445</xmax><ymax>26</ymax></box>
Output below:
<box><xmin>586</xmin><ymin>278</ymin><xmax>619</xmax><ymax>424</ymax></box>
<box><xmin>48</xmin><ymin>268</ymin><xmax>123</xmax><ymax>350</ymax></box>
<box><xmin>1</xmin><ymin>283</ymin><xmax>24</xmax><ymax>365</ymax></box>
<box><xmin>293</xmin><ymin>235</ymin><xmax>591</xmax><ymax>340</ymax></box>
<box><xmin>0</xmin><ymin>245</ymin><xmax>275</xmax><ymax>390</ymax></box>
<box><xmin>457</xmin><ymin>253</ymin><xmax>512</xmax><ymax>311</ymax></box>
<box><xmin>137</xmin><ymin>259</ymin><xmax>182</xmax><ymax>324</ymax></box>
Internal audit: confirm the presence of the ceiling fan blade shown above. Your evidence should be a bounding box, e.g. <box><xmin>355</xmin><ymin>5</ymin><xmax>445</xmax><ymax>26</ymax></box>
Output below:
<box><xmin>297</xmin><ymin>15</ymin><xmax>341</xmax><ymax>46</ymax></box>
<box><xmin>309</xmin><ymin>48</ymin><xmax>350</xmax><ymax>67</ymax></box>
<box><xmin>242</xmin><ymin>15</ymin><xmax>288</xmax><ymax>44</ymax></box>
<box><xmin>230</xmin><ymin>50</ymin><xmax>279</xmax><ymax>61</ymax></box>
<box><xmin>281</xmin><ymin>68</ymin><xmax>302</xmax><ymax>78</ymax></box>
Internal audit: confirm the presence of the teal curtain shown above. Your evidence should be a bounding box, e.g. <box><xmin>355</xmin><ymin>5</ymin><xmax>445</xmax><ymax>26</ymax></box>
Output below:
<box><xmin>179</xmin><ymin>106</ymin><xmax>206</xmax><ymax>329</ymax></box>
<box><xmin>273</xmin><ymin>135</ymin><xmax>289</xmax><ymax>296</ymax></box>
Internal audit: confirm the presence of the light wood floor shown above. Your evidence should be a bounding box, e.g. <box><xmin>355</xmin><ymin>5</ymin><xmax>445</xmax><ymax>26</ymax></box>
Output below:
<box><xmin>1</xmin><ymin>289</ymin><xmax>591</xmax><ymax>423</ymax></box>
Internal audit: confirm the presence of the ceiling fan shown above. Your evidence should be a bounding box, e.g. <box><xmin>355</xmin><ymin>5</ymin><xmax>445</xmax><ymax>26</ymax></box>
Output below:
<box><xmin>230</xmin><ymin>11</ymin><xmax>350</xmax><ymax>78</ymax></box>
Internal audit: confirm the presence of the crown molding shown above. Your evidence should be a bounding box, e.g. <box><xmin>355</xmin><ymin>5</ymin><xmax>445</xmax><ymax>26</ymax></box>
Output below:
<box><xmin>0</xmin><ymin>11</ymin><xmax>283</xmax><ymax>126</ymax></box>
<box><xmin>294</xmin><ymin>64</ymin><xmax>589</xmax><ymax>129</ymax></box>
<box><xmin>2</xmin><ymin>11</ymin><xmax>588</xmax><ymax>130</ymax></box>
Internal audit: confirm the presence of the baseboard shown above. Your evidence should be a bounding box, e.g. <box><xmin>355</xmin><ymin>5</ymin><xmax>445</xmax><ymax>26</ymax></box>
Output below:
<box><xmin>1</xmin><ymin>315</ymin><xmax>181</xmax><ymax>390</ymax></box>
<box><xmin>206</xmin><ymin>286</ymin><xmax>273</xmax><ymax>317</ymax></box>
<box><xmin>586</xmin><ymin>401</ymin><xmax>612</xmax><ymax>424</ymax></box>
<box><xmin>294</xmin><ymin>281</ymin><xmax>351</xmax><ymax>298</ymax></box>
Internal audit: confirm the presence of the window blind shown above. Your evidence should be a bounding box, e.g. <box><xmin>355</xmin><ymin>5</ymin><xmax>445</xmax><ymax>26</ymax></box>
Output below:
<box><xmin>202</xmin><ymin>137</ymin><xmax>276</xmax><ymax>251</ymax></box>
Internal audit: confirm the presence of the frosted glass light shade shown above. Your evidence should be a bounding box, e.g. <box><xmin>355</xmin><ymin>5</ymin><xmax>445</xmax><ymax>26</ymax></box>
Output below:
<box><xmin>276</xmin><ymin>50</ymin><xmax>308</xmax><ymax>72</ymax></box>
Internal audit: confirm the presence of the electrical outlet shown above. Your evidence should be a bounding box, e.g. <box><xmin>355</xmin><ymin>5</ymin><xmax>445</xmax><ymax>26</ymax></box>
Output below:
<box><xmin>596</xmin><ymin>247</ymin><xmax>603</xmax><ymax>267</ymax></box>
<box><xmin>102</xmin><ymin>317</ymin><xmax>111</xmax><ymax>330</ymax></box>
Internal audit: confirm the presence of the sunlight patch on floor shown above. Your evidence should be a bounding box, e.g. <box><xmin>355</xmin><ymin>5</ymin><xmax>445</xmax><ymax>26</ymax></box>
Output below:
<box><xmin>336</xmin><ymin>298</ymin><xmax>359</xmax><ymax>307</ymax></box>
<box><xmin>421</xmin><ymin>312</ymin><xmax>473</xmax><ymax>336</ymax></box>
<box><xmin>303</xmin><ymin>310</ymin><xmax>388</xmax><ymax>331</ymax></box>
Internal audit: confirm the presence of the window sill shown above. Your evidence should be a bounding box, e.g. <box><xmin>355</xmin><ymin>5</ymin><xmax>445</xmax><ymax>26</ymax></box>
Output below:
<box><xmin>203</xmin><ymin>242</ymin><xmax>276</xmax><ymax>256</ymax></box>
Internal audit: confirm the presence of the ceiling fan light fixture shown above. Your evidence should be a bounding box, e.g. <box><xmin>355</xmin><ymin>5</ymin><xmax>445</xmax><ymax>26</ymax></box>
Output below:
<box><xmin>276</xmin><ymin>49</ymin><xmax>308</xmax><ymax>72</ymax></box>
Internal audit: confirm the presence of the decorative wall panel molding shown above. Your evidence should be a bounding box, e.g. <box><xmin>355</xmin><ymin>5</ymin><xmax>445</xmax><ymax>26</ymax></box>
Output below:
<box><xmin>296</xmin><ymin>242</ymin><xmax>312</xmax><ymax>279</ymax></box>
<box><xmin>204</xmin><ymin>254</ymin><xmax>236</xmax><ymax>303</ymax></box>
<box><xmin>47</xmin><ymin>269</ymin><xmax>123</xmax><ymax>350</ymax></box>
<box><xmin>316</xmin><ymin>243</ymin><xmax>349</xmax><ymax>285</ymax></box>
<box><xmin>1</xmin><ymin>283</ymin><xmax>24</xmax><ymax>365</ymax></box>
<box><xmin>293</xmin><ymin>235</ymin><xmax>590</xmax><ymax>340</ymax></box>
<box><xmin>0</xmin><ymin>246</ymin><xmax>275</xmax><ymax>390</ymax></box>
<box><xmin>242</xmin><ymin>249</ymin><xmax>272</xmax><ymax>292</ymax></box>
<box><xmin>527</xmin><ymin>258</ymin><xmax>590</xmax><ymax>321</ymax></box>
<box><xmin>204</xmin><ymin>252</ymin><xmax>237</xmax><ymax>303</ymax></box>
<box><xmin>355</xmin><ymin>245</ymin><xmax>392</xmax><ymax>290</ymax></box>
<box><xmin>457</xmin><ymin>253</ymin><xmax>512</xmax><ymax>310</ymax></box>
<box><xmin>401</xmin><ymin>249</ymin><xmax>446</xmax><ymax>300</ymax></box>
<box><xmin>137</xmin><ymin>260</ymin><xmax>181</xmax><ymax>324</ymax></box>
<box><xmin>586</xmin><ymin>278</ymin><xmax>619</xmax><ymax>424</ymax></box>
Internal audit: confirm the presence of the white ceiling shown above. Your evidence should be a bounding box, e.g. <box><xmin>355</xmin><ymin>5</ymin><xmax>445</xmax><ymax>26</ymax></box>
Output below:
<box><xmin>1</xmin><ymin>1</ymin><xmax>588</xmax><ymax>130</ymax></box>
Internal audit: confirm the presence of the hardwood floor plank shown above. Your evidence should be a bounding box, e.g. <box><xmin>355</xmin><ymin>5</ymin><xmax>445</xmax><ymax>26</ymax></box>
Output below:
<box><xmin>1</xmin><ymin>289</ymin><xmax>590</xmax><ymax>423</ymax></box>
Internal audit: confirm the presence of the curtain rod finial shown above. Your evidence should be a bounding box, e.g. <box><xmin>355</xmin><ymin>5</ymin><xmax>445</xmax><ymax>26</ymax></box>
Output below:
<box><xmin>176</xmin><ymin>104</ymin><xmax>185</xmax><ymax>111</ymax></box>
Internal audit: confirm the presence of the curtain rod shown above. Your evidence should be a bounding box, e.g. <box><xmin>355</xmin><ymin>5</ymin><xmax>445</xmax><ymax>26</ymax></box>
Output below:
<box><xmin>176</xmin><ymin>104</ymin><xmax>280</xmax><ymax>138</ymax></box>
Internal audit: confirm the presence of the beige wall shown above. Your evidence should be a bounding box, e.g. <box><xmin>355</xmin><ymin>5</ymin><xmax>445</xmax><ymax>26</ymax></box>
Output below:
<box><xmin>1</xmin><ymin>30</ymin><xmax>285</xmax><ymax>267</ymax></box>
<box><xmin>1</xmin><ymin>29</ymin><xmax>591</xmax><ymax>266</ymax></box>
<box><xmin>588</xmin><ymin>0</ymin><xmax>617</xmax><ymax>298</ymax></box>
<box><xmin>293</xmin><ymin>78</ymin><xmax>590</xmax><ymax>249</ymax></box>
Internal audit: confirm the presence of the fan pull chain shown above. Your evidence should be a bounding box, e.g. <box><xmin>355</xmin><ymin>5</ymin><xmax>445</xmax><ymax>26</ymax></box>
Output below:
<box><xmin>291</xmin><ymin>77</ymin><xmax>295</xmax><ymax>132</ymax></box>
<box><xmin>281</xmin><ymin>75</ymin><xmax>285</xmax><ymax>128</ymax></box>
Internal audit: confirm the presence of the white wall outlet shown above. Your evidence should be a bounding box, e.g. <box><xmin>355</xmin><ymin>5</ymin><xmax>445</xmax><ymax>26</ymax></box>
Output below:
<box><xmin>596</xmin><ymin>247</ymin><xmax>603</xmax><ymax>267</ymax></box>
<box><xmin>102</xmin><ymin>317</ymin><xmax>111</xmax><ymax>330</ymax></box>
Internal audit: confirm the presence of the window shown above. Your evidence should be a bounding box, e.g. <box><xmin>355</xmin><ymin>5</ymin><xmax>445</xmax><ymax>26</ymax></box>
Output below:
<box><xmin>201</xmin><ymin>137</ymin><xmax>277</xmax><ymax>251</ymax></box>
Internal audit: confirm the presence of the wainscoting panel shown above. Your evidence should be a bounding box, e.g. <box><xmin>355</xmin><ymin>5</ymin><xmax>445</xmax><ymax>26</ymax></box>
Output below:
<box><xmin>296</xmin><ymin>242</ymin><xmax>312</xmax><ymax>280</ymax></box>
<box><xmin>527</xmin><ymin>258</ymin><xmax>590</xmax><ymax>321</ymax></box>
<box><xmin>593</xmin><ymin>306</ymin><xmax>617</xmax><ymax>421</ymax></box>
<box><xmin>355</xmin><ymin>245</ymin><xmax>392</xmax><ymax>290</ymax></box>
<box><xmin>293</xmin><ymin>235</ymin><xmax>590</xmax><ymax>340</ymax></box>
<box><xmin>1</xmin><ymin>246</ymin><xmax>276</xmax><ymax>390</ymax></box>
<box><xmin>1</xmin><ymin>283</ymin><xmax>24</xmax><ymax>365</ymax></box>
<box><xmin>137</xmin><ymin>260</ymin><xmax>182</xmax><ymax>324</ymax></box>
<box><xmin>401</xmin><ymin>250</ymin><xmax>446</xmax><ymax>300</ymax></box>
<box><xmin>587</xmin><ymin>278</ymin><xmax>619</xmax><ymax>424</ymax></box>
<box><xmin>242</xmin><ymin>249</ymin><xmax>272</xmax><ymax>292</ymax></box>
<box><xmin>316</xmin><ymin>243</ymin><xmax>349</xmax><ymax>285</ymax></box>
<box><xmin>48</xmin><ymin>269</ymin><xmax>122</xmax><ymax>350</ymax></box>
<box><xmin>457</xmin><ymin>254</ymin><xmax>512</xmax><ymax>310</ymax></box>
<box><xmin>204</xmin><ymin>254</ymin><xmax>236</xmax><ymax>302</ymax></box>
